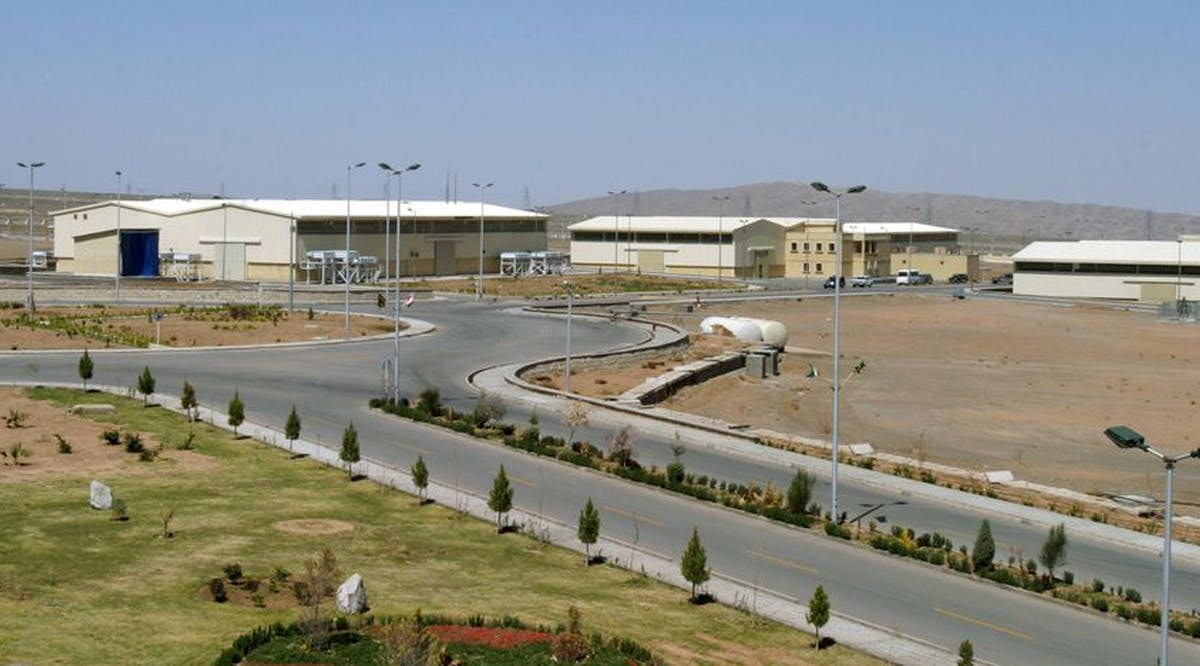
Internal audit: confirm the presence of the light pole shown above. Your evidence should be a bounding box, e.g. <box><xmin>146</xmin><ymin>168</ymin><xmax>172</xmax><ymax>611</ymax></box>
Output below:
<box><xmin>472</xmin><ymin>182</ymin><xmax>493</xmax><ymax>300</ymax></box>
<box><xmin>811</xmin><ymin>181</ymin><xmax>866</xmax><ymax>523</ymax></box>
<box><xmin>17</xmin><ymin>161</ymin><xmax>44</xmax><ymax>312</ymax></box>
<box><xmin>115</xmin><ymin>170</ymin><xmax>123</xmax><ymax>302</ymax></box>
<box><xmin>608</xmin><ymin>189</ymin><xmax>627</xmax><ymax>271</ymax></box>
<box><xmin>344</xmin><ymin>162</ymin><xmax>366</xmax><ymax>338</ymax></box>
<box><xmin>381</xmin><ymin>162</ymin><xmax>420</xmax><ymax>402</ymax></box>
<box><xmin>1177</xmin><ymin>239</ymin><xmax>1183</xmax><ymax>321</ymax></box>
<box><xmin>713</xmin><ymin>195</ymin><xmax>731</xmax><ymax>284</ymax></box>
<box><xmin>564</xmin><ymin>281</ymin><xmax>574</xmax><ymax>393</ymax></box>
<box><xmin>379</xmin><ymin>165</ymin><xmax>392</xmax><ymax>285</ymax></box>
<box><xmin>1104</xmin><ymin>426</ymin><xmax>1200</xmax><ymax>666</ymax></box>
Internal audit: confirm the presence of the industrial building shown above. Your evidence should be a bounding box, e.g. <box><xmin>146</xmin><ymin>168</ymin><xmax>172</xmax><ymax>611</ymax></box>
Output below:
<box><xmin>51</xmin><ymin>198</ymin><xmax>547</xmax><ymax>282</ymax></box>
<box><xmin>1012</xmin><ymin>239</ymin><xmax>1200</xmax><ymax>301</ymax></box>
<box><xmin>568</xmin><ymin>216</ymin><xmax>969</xmax><ymax>280</ymax></box>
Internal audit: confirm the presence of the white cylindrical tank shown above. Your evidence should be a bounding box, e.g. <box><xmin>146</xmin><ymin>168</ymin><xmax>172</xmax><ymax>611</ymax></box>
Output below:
<box><xmin>700</xmin><ymin>316</ymin><xmax>763</xmax><ymax>343</ymax></box>
<box><xmin>737</xmin><ymin>317</ymin><xmax>788</xmax><ymax>349</ymax></box>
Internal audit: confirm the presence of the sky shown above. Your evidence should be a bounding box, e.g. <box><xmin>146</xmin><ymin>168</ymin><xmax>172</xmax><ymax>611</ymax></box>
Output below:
<box><xmin>2</xmin><ymin>1</ymin><xmax>1198</xmax><ymax>214</ymax></box>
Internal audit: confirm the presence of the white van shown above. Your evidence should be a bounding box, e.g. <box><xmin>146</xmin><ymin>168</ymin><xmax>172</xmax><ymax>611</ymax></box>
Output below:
<box><xmin>896</xmin><ymin>269</ymin><xmax>931</xmax><ymax>285</ymax></box>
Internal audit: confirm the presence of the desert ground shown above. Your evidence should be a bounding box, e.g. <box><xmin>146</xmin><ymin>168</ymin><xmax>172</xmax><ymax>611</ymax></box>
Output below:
<box><xmin>633</xmin><ymin>293</ymin><xmax>1200</xmax><ymax>506</ymax></box>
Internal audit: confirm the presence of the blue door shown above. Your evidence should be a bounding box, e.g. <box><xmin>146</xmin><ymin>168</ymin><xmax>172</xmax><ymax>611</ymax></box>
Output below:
<box><xmin>119</xmin><ymin>231</ymin><xmax>160</xmax><ymax>277</ymax></box>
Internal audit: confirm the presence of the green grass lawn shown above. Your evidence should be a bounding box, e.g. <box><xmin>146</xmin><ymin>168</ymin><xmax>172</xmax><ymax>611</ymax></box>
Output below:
<box><xmin>0</xmin><ymin>387</ymin><xmax>882</xmax><ymax>666</ymax></box>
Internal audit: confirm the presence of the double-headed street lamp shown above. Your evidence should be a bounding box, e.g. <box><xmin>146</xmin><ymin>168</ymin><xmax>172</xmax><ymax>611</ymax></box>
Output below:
<box><xmin>344</xmin><ymin>162</ymin><xmax>366</xmax><ymax>338</ymax></box>
<box><xmin>712</xmin><ymin>195</ymin><xmax>731</xmax><ymax>284</ymax></box>
<box><xmin>810</xmin><ymin>181</ymin><xmax>866</xmax><ymax>523</ymax></box>
<box><xmin>379</xmin><ymin>162</ymin><xmax>421</xmax><ymax>402</ymax></box>
<box><xmin>17</xmin><ymin>161</ymin><xmax>44</xmax><ymax>312</ymax></box>
<box><xmin>608</xmin><ymin>189</ymin><xmax>627</xmax><ymax>271</ymax></box>
<box><xmin>1104</xmin><ymin>426</ymin><xmax>1200</xmax><ymax>666</ymax></box>
<box><xmin>472</xmin><ymin>182</ymin><xmax>493</xmax><ymax>300</ymax></box>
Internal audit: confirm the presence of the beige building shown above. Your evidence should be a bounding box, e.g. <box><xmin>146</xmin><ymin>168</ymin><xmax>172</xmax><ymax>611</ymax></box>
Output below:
<box><xmin>52</xmin><ymin>198</ymin><xmax>547</xmax><ymax>281</ymax></box>
<box><xmin>844</xmin><ymin>222</ymin><xmax>974</xmax><ymax>281</ymax></box>
<box><xmin>1013</xmin><ymin>239</ymin><xmax>1200</xmax><ymax>301</ymax></box>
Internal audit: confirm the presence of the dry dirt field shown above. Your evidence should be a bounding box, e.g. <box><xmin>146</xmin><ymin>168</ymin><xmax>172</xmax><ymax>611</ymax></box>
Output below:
<box><xmin>646</xmin><ymin>293</ymin><xmax>1200</xmax><ymax>506</ymax></box>
<box><xmin>0</xmin><ymin>305</ymin><xmax>396</xmax><ymax>349</ymax></box>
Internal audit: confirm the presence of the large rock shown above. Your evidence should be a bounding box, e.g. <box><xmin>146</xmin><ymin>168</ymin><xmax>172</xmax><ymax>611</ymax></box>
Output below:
<box><xmin>336</xmin><ymin>573</ymin><xmax>368</xmax><ymax>614</ymax></box>
<box><xmin>89</xmin><ymin>480</ymin><xmax>113</xmax><ymax>510</ymax></box>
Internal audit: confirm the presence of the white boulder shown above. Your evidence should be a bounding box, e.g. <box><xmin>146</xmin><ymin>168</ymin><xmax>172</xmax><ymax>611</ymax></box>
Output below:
<box><xmin>336</xmin><ymin>573</ymin><xmax>368</xmax><ymax>614</ymax></box>
<box><xmin>89</xmin><ymin>480</ymin><xmax>113</xmax><ymax>510</ymax></box>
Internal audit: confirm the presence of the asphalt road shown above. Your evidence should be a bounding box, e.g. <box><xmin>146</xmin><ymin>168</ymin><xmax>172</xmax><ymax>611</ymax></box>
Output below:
<box><xmin>2</xmin><ymin>295</ymin><xmax>1197</xmax><ymax>665</ymax></box>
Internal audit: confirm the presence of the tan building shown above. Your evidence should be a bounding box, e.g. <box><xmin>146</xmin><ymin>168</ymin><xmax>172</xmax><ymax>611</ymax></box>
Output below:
<box><xmin>784</xmin><ymin>220</ymin><xmax>893</xmax><ymax>278</ymax></box>
<box><xmin>52</xmin><ymin>198</ymin><xmax>546</xmax><ymax>281</ymax></box>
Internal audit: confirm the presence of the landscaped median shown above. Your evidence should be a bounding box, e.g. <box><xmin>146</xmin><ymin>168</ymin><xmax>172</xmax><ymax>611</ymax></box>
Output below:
<box><xmin>371</xmin><ymin>390</ymin><xmax>1200</xmax><ymax>641</ymax></box>
<box><xmin>0</xmin><ymin>386</ymin><xmax>882</xmax><ymax>665</ymax></box>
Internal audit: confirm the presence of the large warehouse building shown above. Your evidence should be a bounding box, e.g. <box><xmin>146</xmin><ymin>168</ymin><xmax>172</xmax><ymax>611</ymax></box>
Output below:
<box><xmin>568</xmin><ymin>215</ymin><xmax>969</xmax><ymax>280</ymax></box>
<box><xmin>52</xmin><ymin>198</ymin><xmax>547</xmax><ymax>281</ymax></box>
<box><xmin>1012</xmin><ymin>239</ymin><xmax>1200</xmax><ymax>301</ymax></box>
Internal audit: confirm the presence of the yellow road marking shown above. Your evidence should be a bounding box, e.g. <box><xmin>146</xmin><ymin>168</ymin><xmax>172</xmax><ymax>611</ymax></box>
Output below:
<box><xmin>602</xmin><ymin>505</ymin><xmax>665</xmax><ymax>528</ymax></box>
<box><xmin>934</xmin><ymin>607</ymin><xmax>1034</xmax><ymax>641</ymax></box>
<box><xmin>745</xmin><ymin>548</ymin><xmax>819</xmax><ymax>575</ymax></box>
<box><xmin>509</xmin><ymin>475</ymin><xmax>537</xmax><ymax>488</ymax></box>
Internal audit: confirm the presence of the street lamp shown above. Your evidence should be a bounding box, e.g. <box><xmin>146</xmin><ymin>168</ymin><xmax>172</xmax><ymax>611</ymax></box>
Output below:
<box><xmin>472</xmin><ymin>182</ymin><xmax>493</xmax><ymax>300</ymax></box>
<box><xmin>115</xmin><ymin>170</ymin><xmax>123</xmax><ymax>302</ymax></box>
<box><xmin>849</xmin><ymin>500</ymin><xmax>906</xmax><ymax>532</ymax></box>
<box><xmin>563</xmin><ymin>280</ymin><xmax>574</xmax><ymax>393</ymax></box>
<box><xmin>608</xmin><ymin>189</ymin><xmax>627</xmax><ymax>271</ymax></box>
<box><xmin>712</xmin><ymin>195</ymin><xmax>731</xmax><ymax>284</ymax></box>
<box><xmin>345</xmin><ymin>161</ymin><xmax>366</xmax><ymax>338</ymax></box>
<box><xmin>811</xmin><ymin>181</ymin><xmax>866</xmax><ymax>523</ymax></box>
<box><xmin>17</xmin><ymin>161</ymin><xmax>44</xmax><ymax>312</ymax></box>
<box><xmin>380</xmin><ymin>162</ymin><xmax>420</xmax><ymax>402</ymax></box>
<box><xmin>1104</xmin><ymin>425</ymin><xmax>1200</xmax><ymax>666</ymax></box>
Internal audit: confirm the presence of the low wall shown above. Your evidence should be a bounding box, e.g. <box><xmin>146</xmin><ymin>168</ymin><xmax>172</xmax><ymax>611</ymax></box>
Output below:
<box><xmin>626</xmin><ymin>351</ymin><xmax>746</xmax><ymax>405</ymax></box>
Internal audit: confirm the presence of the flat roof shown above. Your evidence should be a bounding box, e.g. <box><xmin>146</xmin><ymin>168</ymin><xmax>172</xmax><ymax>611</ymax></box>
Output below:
<box><xmin>1014</xmin><ymin>240</ymin><xmax>1200</xmax><ymax>265</ymax></box>
<box><xmin>569</xmin><ymin>216</ymin><xmax>833</xmax><ymax>233</ymax></box>
<box><xmin>842</xmin><ymin>222</ymin><xmax>957</xmax><ymax>234</ymax></box>
<box><xmin>52</xmin><ymin>198</ymin><xmax>545</xmax><ymax>220</ymax></box>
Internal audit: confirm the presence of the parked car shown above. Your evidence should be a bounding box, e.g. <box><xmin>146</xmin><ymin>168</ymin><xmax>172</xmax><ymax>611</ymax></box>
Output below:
<box><xmin>823</xmin><ymin>275</ymin><xmax>845</xmax><ymax>289</ymax></box>
<box><xmin>896</xmin><ymin>269</ymin><xmax>932</xmax><ymax>285</ymax></box>
<box><xmin>948</xmin><ymin>273</ymin><xmax>969</xmax><ymax>284</ymax></box>
<box><xmin>851</xmin><ymin>275</ymin><xmax>875</xmax><ymax>288</ymax></box>
<box><xmin>992</xmin><ymin>273</ymin><xmax>1013</xmax><ymax>285</ymax></box>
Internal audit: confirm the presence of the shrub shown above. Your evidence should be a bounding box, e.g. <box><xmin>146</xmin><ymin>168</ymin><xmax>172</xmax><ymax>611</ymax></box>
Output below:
<box><xmin>138</xmin><ymin>448</ymin><xmax>157</xmax><ymax>462</ymax></box>
<box><xmin>1123</xmin><ymin>587</ymin><xmax>1142</xmax><ymax>603</ymax></box>
<box><xmin>1092</xmin><ymin>578</ymin><xmax>1105</xmax><ymax>593</ymax></box>
<box><xmin>251</xmin><ymin>592</ymin><xmax>265</xmax><ymax>608</ymax></box>
<box><xmin>1136</xmin><ymin>605</ymin><xmax>1159</xmax><ymax>626</ymax></box>
<box><xmin>4</xmin><ymin>409</ymin><xmax>29</xmax><ymax>429</ymax></box>
<box><xmin>417</xmin><ymin>389</ymin><xmax>442</xmax><ymax>417</ymax></box>
<box><xmin>224</xmin><ymin>563</ymin><xmax>244</xmax><ymax>584</ymax></box>
<box><xmin>122</xmin><ymin>432</ymin><xmax>144</xmax><ymax>453</ymax></box>
<box><xmin>209</xmin><ymin>577</ymin><xmax>228</xmax><ymax>603</ymax></box>
<box><xmin>824</xmin><ymin>522</ymin><xmax>852</xmax><ymax>539</ymax></box>
<box><xmin>110</xmin><ymin>499</ymin><xmax>128</xmax><ymax>521</ymax></box>
<box><xmin>1090</xmin><ymin>596</ymin><xmax>1109</xmax><ymax>613</ymax></box>
<box><xmin>54</xmin><ymin>434</ymin><xmax>71</xmax><ymax>454</ymax></box>
<box><xmin>101</xmin><ymin>429</ymin><xmax>121</xmax><ymax>446</ymax></box>
<box><xmin>1062</xmin><ymin>570</ymin><xmax>1074</xmax><ymax>585</ymax></box>
<box><xmin>1116</xmin><ymin>604</ymin><xmax>1133</xmax><ymax>620</ymax></box>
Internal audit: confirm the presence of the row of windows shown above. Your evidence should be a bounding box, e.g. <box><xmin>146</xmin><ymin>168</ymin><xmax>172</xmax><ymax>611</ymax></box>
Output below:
<box><xmin>572</xmin><ymin>231</ymin><xmax>731</xmax><ymax>244</ymax></box>
<box><xmin>790</xmin><ymin>241</ymin><xmax>835</xmax><ymax>254</ymax></box>
<box><xmin>1015</xmin><ymin>261</ymin><xmax>1200</xmax><ymax>276</ymax></box>
<box><xmin>300</xmin><ymin>219</ymin><xmax>546</xmax><ymax>235</ymax></box>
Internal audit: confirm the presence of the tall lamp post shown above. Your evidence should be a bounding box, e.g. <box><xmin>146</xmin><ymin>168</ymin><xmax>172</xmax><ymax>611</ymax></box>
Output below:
<box><xmin>17</xmin><ymin>161</ymin><xmax>44</xmax><ymax>312</ymax></box>
<box><xmin>344</xmin><ymin>162</ymin><xmax>366</xmax><ymax>338</ymax></box>
<box><xmin>563</xmin><ymin>280</ymin><xmax>574</xmax><ymax>393</ymax></box>
<box><xmin>811</xmin><ymin>181</ymin><xmax>866</xmax><ymax>523</ymax></box>
<box><xmin>608</xmin><ymin>189</ymin><xmax>627</xmax><ymax>271</ymax></box>
<box><xmin>1104</xmin><ymin>426</ymin><xmax>1200</xmax><ymax>666</ymax></box>
<box><xmin>712</xmin><ymin>195</ymin><xmax>731</xmax><ymax>284</ymax></box>
<box><xmin>380</xmin><ymin>162</ymin><xmax>420</xmax><ymax>401</ymax></box>
<box><xmin>472</xmin><ymin>182</ymin><xmax>493</xmax><ymax>300</ymax></box>
<box><xmin>115</xmin><ymin>170</ymin><xmax>123</xmax><ymax>302</ymax></box>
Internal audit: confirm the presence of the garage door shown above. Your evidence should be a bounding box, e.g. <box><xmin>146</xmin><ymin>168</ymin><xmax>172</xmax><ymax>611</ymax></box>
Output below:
<box><xmin>637</xmin><ymin>250</ymin><xmax>665</xmax><ymax>274</ymax></box>
<box><xmin>434</xmin><ymin>241</ymin><xmax>456</xmax><ymax>276</ymax></box>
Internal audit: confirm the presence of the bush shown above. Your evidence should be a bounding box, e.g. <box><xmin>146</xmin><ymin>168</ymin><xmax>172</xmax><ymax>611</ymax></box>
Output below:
<box><xmin>1062</xmin><ymin>570</ymin><xmax>1074</xmax><ymax>585</ymax></box>
<box><xmin>122</xmin><ymin>432</ymin><xmax>144</xmax><ymax>453</ymax></box>
<box><xmin>1123</xmin><ymin>587</ymin><xmax>1142</xmax><ymax>603</ymax></box>
<box><xmin>138</xmin><ymin>448</ymin><xmax>157</xmax><ymax>462</ymax></box>
<box><xmin>824</xmin><ymin>522</ymin><xmax>852</xmax><ymax>539</ymax></box>
<box><xmin>1092</xmin><ymin>578</ymin><xmax>1105</xmax><ymax>593</ymax></box>
<box><xmin>209</xmin><ymin>578</ymin><xmax>228</xmax><ymax>603</ymax></box>
<box><xmin>1090</xmin><ymin>596</ymin><xmax>1109</xmax><ymax>613</ymax></box>
<box><xmin>55</xmin><ymin>434</ymin><xmax>72</xmax><ymax>454</ymax></box>
<box><xmin>1135</xmin><ymin>605</ymin><xmax>1160</xmax><ymax>625</ymax></box>
<box><xmin>1116</xmin><ymin>604</ymin><xmax>1133</xmax><ymax>620</ymax></box>
<box><xmin>101</xmin><ymin>429</ymin><xmax>121</xmax><ymax>446</ymax></box>
<box><xmin>224</xmin><ymin>563</ymin><xmax>244</xmax><ymax>584</ymax></box>
<box><xmin>110</xmin><ymin>499</ymin><xmax>128</xmax><ymax>521</ymax></box>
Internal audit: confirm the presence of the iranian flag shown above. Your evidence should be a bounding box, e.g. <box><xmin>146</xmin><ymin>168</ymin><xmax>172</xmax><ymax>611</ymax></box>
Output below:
<box><xmin>403</xmin><ymin>294</ymin><xmax>415</xmax><ymax>308</ymax></box>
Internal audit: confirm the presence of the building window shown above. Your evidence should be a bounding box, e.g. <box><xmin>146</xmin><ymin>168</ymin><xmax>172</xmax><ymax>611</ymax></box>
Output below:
<box><xmin>816</xmin><ymin>242</ymin><xmax>823</xmax><ymax>252</ymax></box>
<box><xmin>816</xmin><ymin>262</ymin><xmax>823</xmax><ymax>273</ymax></box>
<box><xmin>803</xmin><ymin>262</ymin><xmax>810</xmax><ymax>273</ymax></box>
<box><xmin>790</xmin><ymin>242</ymin><xmax>798</xmax><ymax>253</ymax></box>
<box><xmin>83</xmin><ymin>214</ymin><xmax>88</xmax><ymax>220</ymax></box>
<box><xmin>803</xmin><ymin>242</ymin><xmax>810</xmax><ymax>252</ymax></box>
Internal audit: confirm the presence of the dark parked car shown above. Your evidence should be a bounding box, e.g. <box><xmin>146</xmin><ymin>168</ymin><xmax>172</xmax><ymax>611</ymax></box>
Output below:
<box><xmin>948</xmin><ymin>273</ymin><xmax>969</xmax><ymax>284</ymax></box>
<box><xmin>823</xmin><ymin>276</ymin><xmax>845</xmax><ymax>289</ymax></box>
<box><xmin>992</xmin><ymin>273</ymin><xmax>1013</xmax><ymax>285</ymax></box>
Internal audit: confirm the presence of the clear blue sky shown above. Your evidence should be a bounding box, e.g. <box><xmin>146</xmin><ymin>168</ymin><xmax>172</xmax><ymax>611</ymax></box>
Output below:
<box><xmin>4</xmin><ymin>1</ymin><xmax>1198</xmax><ymax>213</ymax></box>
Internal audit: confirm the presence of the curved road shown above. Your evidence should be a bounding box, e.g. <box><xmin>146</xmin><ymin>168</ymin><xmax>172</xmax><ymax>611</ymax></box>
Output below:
<box><xmin>1</xmin><ymin>295</ymin><xmax>1197</xmax><ymax>665</ymax></box>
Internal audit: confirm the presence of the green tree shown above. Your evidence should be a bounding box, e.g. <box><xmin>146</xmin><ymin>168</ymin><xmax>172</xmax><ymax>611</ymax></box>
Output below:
<box><xmin>284</xmin><ymin>404</ymin><xmax>301</xmax><ymax>454</ymax></box>
<box><xmin>577</xmin><ymin>497</ymin><xmax>601</xmax><ymax>564</ymax></box>
<box><xmin>136</xmin><ymin>366</ymin><xmax>156</xmax><ymax>406</ymax></box>
<box><xmin>411</xmin><ymin>455</ymin><xmax>429</xmax><ymax>503</ymax></box>
<box><xmin>1039</xmin><ymin>522</ymin><xmax>1069</xmax><ymax>580</ymax></box>
<box><xmin>972</xmin><ymin>519</ymin><xmax>995</xmax><ymax>572</ymax></box>
<box><xmin>958</xmin><ymin>639</ymin><xmax>974</xmax><ymax>666</ymax></box>
<box><xmin>488</xmin><ymin>464</ymin><xmax>514</xmax><ymax>531</ymax></box>
<box><xmin>78</xmin><ymin>349</ymin><xmax>93</xmax><ymax>391</ymax></box>
<box><xmin>340</xmin><ymin>422</ymin><xmax>360</xmax><ymax>480</ymax></box>
<box><xmin>181</xmin><ymin>381</ymin><xmax>198</xmax><ymax>421</ymax></box>
<box><xmin>227</xmin><ymin>390</ymin><xmax>245</xmax><ymax>437</ymax></box>
<box><xmin>680</xmin><ymin>526</ymin><xmax>710</xmax><ymax>602</ymax></box>
<box><xmin>786</xmin><ymin>469</ymin><xmax>816</xmax><ymax>515</ymax></box>
<box><xmin>807</xmin><ymin>585</ymin><xmax>830</xmax><ymax>649</ymax></box>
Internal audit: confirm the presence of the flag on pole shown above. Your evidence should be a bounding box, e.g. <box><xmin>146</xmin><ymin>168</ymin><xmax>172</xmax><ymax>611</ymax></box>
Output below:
<box><xmin>403</xmin><ymin>294</ymin><xmax>415</xmax><ymax>308</ymax></box>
